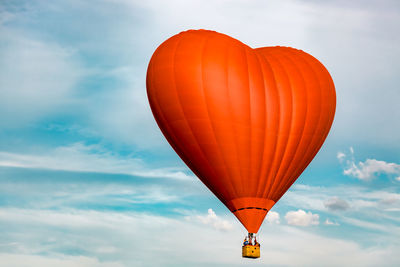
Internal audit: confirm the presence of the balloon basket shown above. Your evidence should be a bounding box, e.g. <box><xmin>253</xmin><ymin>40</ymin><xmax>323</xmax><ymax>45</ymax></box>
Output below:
<box><xmin>242</xmin><ymin>245</ymin><xmax>260</xmax><ymax>259</ymax></box>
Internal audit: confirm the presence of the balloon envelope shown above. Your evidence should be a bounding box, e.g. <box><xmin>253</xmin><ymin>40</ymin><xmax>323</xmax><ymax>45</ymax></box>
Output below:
<box><xmin>146</xmin><ymin>30</ymin><xmax>336</xmax><ymax>233</ymax></box>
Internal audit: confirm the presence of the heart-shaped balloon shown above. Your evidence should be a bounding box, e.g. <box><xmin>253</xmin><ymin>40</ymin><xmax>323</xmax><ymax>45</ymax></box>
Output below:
<box><xmin>147</xmin><ymin>30</ymin><xmax>336</xmax><ymax>233</ymax></box>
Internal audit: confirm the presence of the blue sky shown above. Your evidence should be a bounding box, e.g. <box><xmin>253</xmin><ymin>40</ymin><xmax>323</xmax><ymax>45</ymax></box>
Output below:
<box><xmin>0</xmin><ymin>0</ymin><xmax>399</xmax><ymax>266</ymax></box>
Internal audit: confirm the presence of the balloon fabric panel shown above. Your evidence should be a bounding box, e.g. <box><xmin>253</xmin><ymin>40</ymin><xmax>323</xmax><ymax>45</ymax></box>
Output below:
<box><xmin>147</xmin><ymin>30</ymin><xmax>336</xmax><ymax>233</ymax></box>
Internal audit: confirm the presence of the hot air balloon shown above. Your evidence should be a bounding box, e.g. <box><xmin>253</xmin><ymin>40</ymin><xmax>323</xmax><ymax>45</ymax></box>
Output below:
<box><xmin>146</xmin><ymin>30</ymin><xmax>336</xmax><ymax>258</ymax></box>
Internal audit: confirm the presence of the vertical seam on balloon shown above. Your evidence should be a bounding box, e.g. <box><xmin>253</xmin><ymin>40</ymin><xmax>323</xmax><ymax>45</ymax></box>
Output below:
<box><xmin>280</xmin><ymin>52</ymin><xmax>328</xmax><ymax>197</ymax></box>
<box><xmin>148</xmin><ymin>43</ymin><xmax>187</xmax><ymax>164</ymax></box>
<box><xmin>274</xmin><ymin>50</ymin><xmax>320</xmax><ymax>197</ymax></box>
<box><xmin>258</xmin><ymin>51</ymin><xmax>282</xmax><ymax>198</ymax></box>
<box><xmin>253</xmin><ymin>52</ymin><xmax>267</xmax><ymax>198</ymax></box>
<box><xmin>275</xmin><ymin>50</ymin><xmax>325</xmax><ymax>198</ymax></box>
<box><xmin>225</xmin><ymin>43</ymin><xmax>242</xmax><ymax>198</ymax></box>
<box><xmin>200</xmin><ymin>36</ymin><xmax>239</xmax><ymax>198</ymax></box>
<box><xmin>299</xmin><ymin>53</ymin><xmax>335</xmax><ymax>165</ymax></box>
<box><xmin>263</xmin><ymin>51</ymin><xmax>294</xmax><ymax>200</ymax></box>
<box><xmin>225</xmin><ymin>44</ymin><xmax>244</xmax><ymax>198</ymax></box>
<box><xmin>220</xmin><ymin>38</ymin><xmax>241</xmax><ymax>198</ymax></box>
<box><xmin>169</xmin><ymin>37</ymin><xmax>209</xmax><ymax>170</ymax></box>
<box><xmin>171</xmin><ymin>35</ymin><xmax>230</xmax><ymax>199</ymax></box>
<box><xmin>243</xmin><ymin>47</ymin><xmax>252</xmax><ymax>197</ymax></box>
<box><xmin>258</xmin><ymin>50</ymin><xmax>281</xmax><ymax>199</ymax></box>
<box><xmin>269</xmin><ymin>49</ymin><xmax>308</xmax><ymax>200</ymax></box>
<box><xmin>293</xmin><ymin>51</ymin><xmax>325</xmax><ymax>168</ymax></box>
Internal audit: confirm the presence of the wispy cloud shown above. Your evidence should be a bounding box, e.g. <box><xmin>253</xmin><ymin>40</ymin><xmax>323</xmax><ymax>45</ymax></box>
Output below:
<box><xmin>286</xmin><ymin>184</ymin><xmax>400</xmax><ymax>213</ymax></box>
<box><xmin>341</xmin><ymin>217</ymin><xmax>392</xmax><ymax>233</ymax></box>
<box><xmin>0</xmin><ymin>23</ymin><xmax>82</xmax><ymax>128</ymax></box>
<box><xmin>0</xmin><ymin>254</ymin><xmax>122</xmax><ymax>267</ymax></box>
<box><xmin>0</xmin><ymin>142</ymin><xmax>194</xmax><ymax>180</ymax></box>
<box><xmin>0</xmin><ymin>175</ymin><xmax>186</xmax><ymax>212</ymax></box>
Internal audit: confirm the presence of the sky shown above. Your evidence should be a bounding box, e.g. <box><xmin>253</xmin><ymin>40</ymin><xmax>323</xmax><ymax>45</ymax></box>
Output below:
<box><xmin>0</xmin><ymin>0</ymin><xmax>399</xmax><ymax>266</ymax></box>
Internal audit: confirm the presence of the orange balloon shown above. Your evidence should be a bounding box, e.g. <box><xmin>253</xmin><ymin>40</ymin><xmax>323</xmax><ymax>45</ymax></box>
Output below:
<box><xmin>146</xmin><ymin>30</ymin><xmax>336</xmax><ymax>233</ymax></box>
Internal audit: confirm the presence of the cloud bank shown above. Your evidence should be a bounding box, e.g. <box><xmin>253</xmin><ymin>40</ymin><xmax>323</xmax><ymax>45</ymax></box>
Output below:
<box><xmin>0</xmin><ymin>142</ymin><xmax>193</xmax><ymax>180</ymax></box>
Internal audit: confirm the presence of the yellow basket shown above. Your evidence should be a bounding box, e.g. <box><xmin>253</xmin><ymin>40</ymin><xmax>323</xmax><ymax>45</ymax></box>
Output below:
<box><xmin>242</xmin><ymin>245</ymin><xmax>260</xmax><ymax>258</ymax></box>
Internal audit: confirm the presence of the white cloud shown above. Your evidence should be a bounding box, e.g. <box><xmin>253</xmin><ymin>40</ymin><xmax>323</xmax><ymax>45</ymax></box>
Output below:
<box><xmin>344</xmin><ymin>159</ymin><xmax>400</xmax><ymax>180</ymax></box>
<box><xmin>338</xmin><ymin>148</ymin><xmax>400</xmax><ymax>180</ymax></box>
<box><xmin>188</xmin><ymin>209</ymin><xmax>233</xmax><ymax>231</ymax></box>
<box><xmin>285</xmin><ymin>209</ymin><xmax>319</xmax><ymax>226</ymax></box>
<box><xmin>0</xmin><ymin>143</ymin><xmax>194</xmax><ymax>180</ymax></box>
<box><xmin>337</xmin><ymin>152</ymin><xmax>346</xmax><ymax>162</ymax></box>
<box><xmin>324</xmin><ymin>197</ymin><xmax>350</xmax><ymax>211</ymax></box>
<box><xmin>266</xmin><ymin>211</ymin><xmax>280</xmax><ymax>224</ymax></box>
<box><xmin>324</xmin><ymin>219</ymin><xmax>340</xmax><ymax>226</ymax></box>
